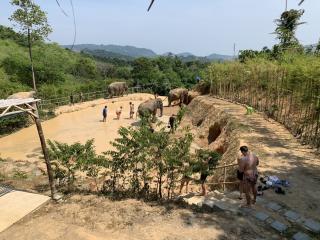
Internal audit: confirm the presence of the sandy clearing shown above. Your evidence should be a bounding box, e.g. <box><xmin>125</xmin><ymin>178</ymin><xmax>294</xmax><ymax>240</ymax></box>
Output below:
<box><xmin>0</xmin><ymin>93</ymin><xmax>172</xmax><ymax>163</ymax></box>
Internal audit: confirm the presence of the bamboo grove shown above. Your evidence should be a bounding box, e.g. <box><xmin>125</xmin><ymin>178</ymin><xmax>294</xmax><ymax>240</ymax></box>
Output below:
<box><xmin>200</xmin><ymin>54</ymin><xmax>320</xmax><ymax>149</ymax></box>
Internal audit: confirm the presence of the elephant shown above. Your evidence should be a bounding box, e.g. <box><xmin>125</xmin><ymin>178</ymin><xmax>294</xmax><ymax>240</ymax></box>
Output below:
<box><xmin>107</xmin><ymin>82</ymin><xmax>128</xmax><ymax>98</ymax></box>
<box><xmin>7</xmin><ymin>91</ymin><xmax>35</xmax><ymax>99</ymax></box>
<box><xmin>138</xmin><ymin>98</ymin><xmax>163</xmax><ymax>120</ymax></box>
<box><xmin>168</xmin><ymin>88</ymin><xmax>188</xmax><ymax>107</ymax></box>
<box><xmin>186</xmin><ymin>90</ymin><xmax>200</xmax><ymax>105</ymax></box>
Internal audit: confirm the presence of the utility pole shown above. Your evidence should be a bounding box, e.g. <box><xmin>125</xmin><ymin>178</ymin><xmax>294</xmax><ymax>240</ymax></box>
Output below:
<box><xmin>233</xmin><ymin>43</ymin><xmax>236</xmax><ymax>59</ymax></box>
<box><xmin>285</xmin><ymin>0</ymin><xmax>288</xmax><ymax>11</ymax></box>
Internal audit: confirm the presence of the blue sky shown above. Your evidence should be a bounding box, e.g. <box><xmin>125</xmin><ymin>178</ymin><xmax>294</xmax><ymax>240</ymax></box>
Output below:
<box><xmin>0</xmin><ymin>0</ymin><xmax>319</xmax><ymax>56</ymax></box>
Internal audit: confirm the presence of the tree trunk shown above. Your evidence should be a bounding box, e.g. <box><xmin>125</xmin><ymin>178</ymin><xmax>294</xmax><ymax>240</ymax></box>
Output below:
<box><xmin>28</xmin><ymin>28</ymin><xmax>37</xmax><ymax>92</ymax></box>
<box><xmin>34</xmin><ymin>116</ymin><xmax>57</xmax><ymax>198</ymax></box>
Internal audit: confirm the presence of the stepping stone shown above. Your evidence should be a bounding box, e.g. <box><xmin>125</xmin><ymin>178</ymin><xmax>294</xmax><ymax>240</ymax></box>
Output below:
<box><xmin>184</xmin><ymin>196</ymin><xmax>204</xmax><ymax>207</ymax></box>
<box><xmin>203</xmin><ymin>199</ymin><xmax>215</xmax><ymax>208</ymax></box>
<box><xmin>284</xmin><ymin>210</ymin><xmax>301</xmax><ymax>222</ymax></box>
<box><xmin>240</xmin><ymin>207</ymin><xmax>254</xmax><ymax>215</ymax></box>
<box><xmin>303</xmin><ymin>219</ymin><xmax>320</xmax><ymax>233</ymax></box>
<box><xmin>270</xmin><ymin>220</ymin><xmax>288</xmax><ymax>233</ymax></box>
<box><xmin>292</xmin><ymin>232</ymin><xmax>311</xmax><ymax>240</ymax></box>
<box><xmin>255</xmin><ymin>196</ymin><xmax>266</xmax><ymax>204</ymax></box>
<box><xmin>266</xmin><ymin>202</ymin><xmax>282</xmax><ymax>211</ymax></box>
<box><xmin>255</xmin><ymin>211</ymin><xmax>269</xmax><ymax>221</ymax></box>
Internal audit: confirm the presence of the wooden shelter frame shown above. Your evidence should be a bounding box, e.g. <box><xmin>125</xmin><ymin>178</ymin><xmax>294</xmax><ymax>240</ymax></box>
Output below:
<box><xmin>0</xmin><ymin>98</ymin><xmax>57</xmax><ymax>199</ymax></box>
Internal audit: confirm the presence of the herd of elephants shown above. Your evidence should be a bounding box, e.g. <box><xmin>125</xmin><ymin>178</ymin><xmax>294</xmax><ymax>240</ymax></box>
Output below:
<box><xmin>107</xmin><ymin>81</ymin><xmax>199</xmax><ymax>119</ymax></box>
<box><xmin>6</xmin><ymin>81</ymin><xmax>200</xmax><ymax>119</ymax></box>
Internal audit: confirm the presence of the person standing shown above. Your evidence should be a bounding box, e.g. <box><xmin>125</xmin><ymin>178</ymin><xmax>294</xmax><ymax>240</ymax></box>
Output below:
<box><xmin>102</xmin><ymin>106</ymin><xmax>108</xmax><ymax>122</ymax></box>
<box><xmin>238</xmin><ymin>146</ymin><xmax>259</xmax><ymax>207</ymax></box>
<box><xmin>79</xmin><ymin>92</ymin><xmax>83</xmax><ymax>102</ymax></box>
<box><xmin>116</xmin><ymin>106</ymin><xmax>123</xmax><ymax>120</ymax></box>
<box><xmin>129</xmin><ymin>102</ymin><xmax>135</xmax><ymax>119</ymax></box>
<box><xmin>70</xmin><ymin>93</ymin><xmax>74</xmax><ymax>105</ymax></box>
<box><xmin>237</xmin><ymin>156</ymin><xmax>244</xmax><ymax>200</ymax></box>
<box><xmin>168</xmin><ymin>114</ymin><xmax>176</xmax><ymax>133</ymax></box>
<box><xmin>199</xmin><ymin>156</ymin><xmax>212</xmax><ymax>196</ymax></box>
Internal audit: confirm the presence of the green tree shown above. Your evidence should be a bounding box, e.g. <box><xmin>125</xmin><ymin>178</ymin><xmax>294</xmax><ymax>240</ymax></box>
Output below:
<box><xmin>9</xmin><ymin>0</ymin><xmax>52</xmax><ymax>91</ymax></box>
<box><xmin>48</xmin><ymin>139</ymin><xmax>104</xmax><ymax>191</ymax></box>
<box><xmin>274</xmin><ymin>9</ymin><xmax>305</xmax><ymax>50</ymax></box>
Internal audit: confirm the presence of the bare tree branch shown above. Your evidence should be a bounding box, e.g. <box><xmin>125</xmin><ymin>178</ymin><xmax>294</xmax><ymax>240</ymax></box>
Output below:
<box><xmin>147</xmin><ymin>0</ymin><xmax>155</xmax><ymax>11</ymax></box>
<box><xmin>298</xmin><ymin>0</ymin><xmax>305</xmax><ymax>6</ymax></box>
<box><xmin>55</xmin><ymin>0</ymin><xmax>69</xmax><ymax>16</ymax></box>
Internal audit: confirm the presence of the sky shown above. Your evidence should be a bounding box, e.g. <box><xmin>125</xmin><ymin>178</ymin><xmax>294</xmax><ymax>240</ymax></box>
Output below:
<box><xmin>0</xmin><ymin>0</ymin><xmax>319</xmax><ymax>56</ymax></box>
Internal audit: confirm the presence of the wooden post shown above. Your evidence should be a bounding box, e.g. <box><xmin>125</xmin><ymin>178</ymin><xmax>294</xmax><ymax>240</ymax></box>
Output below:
<box><xmin>223</xmin><ymin>162</ymin><xmax>227</xmax><ymax>192</ymax></box>
<box><xmin>32</xmin><ymin>103</ymin><xmax>57</xmax><ymax>200</ymax></box>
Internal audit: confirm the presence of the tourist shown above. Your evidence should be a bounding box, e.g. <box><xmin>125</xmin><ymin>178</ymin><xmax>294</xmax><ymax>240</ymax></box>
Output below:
<box><xmin>129</xmin><ymin>102</ymin><xmax>135</xmax><ymax>119</ymax></box>
<box><xmin>102</xmin><ymin>106</ymin><xmax>108</xmax><ymax>122</ymax></box>
<box><xmin>238</xmin><ymin>146</ymin><xmax>259</xmax><ymax>207</ymax></box>
<box><xmin>116</xmin><ymin>106</ymin><xmax>123</xmax><ymax>120</ymax></box>
<box><xmin>70</xmin><ymin>93</ymin><xmax>74</xmax><ymax>105</ymax></box>
<box><xmin>237</xmin><ymin>156</ymin><xmax>244</xmax><ymax>200</ymax></box>
<box><xmin>200</xmin><ymin>156</ymin><xmax>211</xmax><ymax>196</ymax></box>
<box><xmin>79</xmin><ymin>92</ymin><xmax>83</xmax><ymax>102</ymax></box>
<box><xmin>168</xmin><ymin>114</ymin><xmax>176</xmax><ymax>133</ymax></box>
<box><xmin>179</xmin><ymin>161</ymin><xmax>193</xmax><ymax>195</ymax></box>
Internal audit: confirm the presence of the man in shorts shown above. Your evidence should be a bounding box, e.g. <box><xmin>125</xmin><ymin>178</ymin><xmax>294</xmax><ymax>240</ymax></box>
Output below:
<box><xmin>238</xmin><ymin>146</ymin><xmax>259</xmax><ymax>207</ymax></box>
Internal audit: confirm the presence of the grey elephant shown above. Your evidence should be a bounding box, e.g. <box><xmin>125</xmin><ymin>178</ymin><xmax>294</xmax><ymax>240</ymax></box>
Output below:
<box><xmin>138</xmin><ymin>98</ymin><xmax>163</xmax><ymax>120</ymax></box>
<box><xmin>168</xmin><ymin>88</ymin><xmax>188</xmax><ymax>106</ymax></box>
<box><xmin>7</xmin><ymin>91</ymin><xmax>35</xmax><ymax>99</ymax></box>
<box><xmin>107</xmin><ymin>82</ymin><xmax>128</xmax><ymax>97</ymax></box>
<box><xmin>186</xmin><ymin>90</ymin><xmax>200</xmax><ymax>104</ymax></box>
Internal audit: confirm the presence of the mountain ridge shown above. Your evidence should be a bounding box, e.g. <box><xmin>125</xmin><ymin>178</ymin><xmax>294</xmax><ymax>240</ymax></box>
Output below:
<box><xmin>63</xmin><ymin>44</ymin><xmax>233</xmax><ymax>61</ymax></box>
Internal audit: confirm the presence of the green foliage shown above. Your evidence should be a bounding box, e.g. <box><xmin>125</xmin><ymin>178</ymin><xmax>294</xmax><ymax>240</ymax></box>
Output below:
<box><xmin>0</xmin><ymin>114</ymin><xmax>30</xmax><ymax>135</ymax></box>
<box><xmin>132</xmin><ymin>56</ymin><xmax>207</xmax><ymax>95</ymax></box>
<box><xmin>0</xmin><ymin>25</ymin><xmax>27</xmax><ymax>46</ymax></box>
<box><xmin>48</xmin><ymin>139</ymin><xmax>105</xmax><ymax>191</ymax></box>
<box><xmin>193</xmin><ymin>149</ymin><xmax>221</xmax><ymax>175</ymax></box>
<box><xmin>176</xmin><ymin>105</ymin><xmax>188</xmax><ymax>125</ymax></box>
<box><xmin>12</xmin><ymin>169</ymin><xmax>28</xmax><ymax>179</ymax></box>
<box><xmin>10</xmin><ymin>0</ymin><xmax>52</xmax><ymax>42</ymax></box>
<box><xmin>74</xmin><ymin>57</ymin><xmax>98</xmax><ymax>79</ymax></box>
<box><xmin>274</xmin><ymin>9</ymin><xmax>305</xmax><ymax>50</ymax></box>
<box><xmin>106</xmin><ymin>122</ymin><xmax>194</xmax><ymax>199</ymax></box>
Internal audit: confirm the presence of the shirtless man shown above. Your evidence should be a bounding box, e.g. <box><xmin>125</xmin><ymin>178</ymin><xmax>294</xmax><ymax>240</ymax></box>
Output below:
<box><xmin>238</xmin><ymin>146</ymin><xmax>259</xmax><ymax>207</ymax></box>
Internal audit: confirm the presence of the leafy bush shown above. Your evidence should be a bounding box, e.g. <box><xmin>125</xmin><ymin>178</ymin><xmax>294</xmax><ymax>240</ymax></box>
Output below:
<box><xmin>48</xmin><ymin>139</ymin><xmax>105</xmax><ymax>191</ymax></box>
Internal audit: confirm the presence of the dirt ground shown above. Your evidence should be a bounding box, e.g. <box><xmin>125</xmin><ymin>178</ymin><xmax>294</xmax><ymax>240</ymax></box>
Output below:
<box><xmin>193</xmin><ymin>96</ymin><xmax>320</xmax><ymax>220</ymax></box>
<box><xmin>0</xmin><ymin>93</ymin><xmax>177</xmax><ymax>163</ymax></box>
<box><xmin>1</xmin><ymin>94</ymin><xmax>320</xmax><ymax>239</ymax></box>
<box><xmin>0</xmin><ymin>194</ymin><xmax>276</xmax><ymax>240</ymax></box>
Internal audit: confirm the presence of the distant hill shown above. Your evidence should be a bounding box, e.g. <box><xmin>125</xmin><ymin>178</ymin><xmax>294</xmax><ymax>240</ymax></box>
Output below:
<box><xmin>81</xmin><ymin>49</ymin><xmax>134</xmax><ymax>61</ymax></box>
<box><xmin>63</xmin><ymin>44</ymin><xmax>157</xmax><ymax>58</ymax></box>
<box><xmin>207</xmin><ymin>53</ymin><xmax>234</xmax><ymax>61</ymax></box>
<box><xmin>64</xmin><ymin>44</ymin><xmax>233</xmax><ymax>62</ymax></box>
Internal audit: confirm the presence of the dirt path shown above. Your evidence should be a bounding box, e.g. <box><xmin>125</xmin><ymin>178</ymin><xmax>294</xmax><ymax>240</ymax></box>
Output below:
<box><xmin>196</xmin><ymin>96</ymin><xmax>320</xmax><ymax>220</ymax></box>
<box><xmin>0</xmin><ymin>194</ymin><xmax>276</xmax><ymax>240</ymax></box>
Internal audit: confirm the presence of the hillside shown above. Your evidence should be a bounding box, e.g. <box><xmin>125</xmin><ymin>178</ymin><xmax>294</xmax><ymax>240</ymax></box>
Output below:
<box><xmin>63</xmin><ymin>44</ymin><xmax>157</xmax><ymax>58</ymax></box>
<box><xmin>65</xmin><ymin>44</ymin><xmax>233</xmax><ymax>62</ymax></box>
